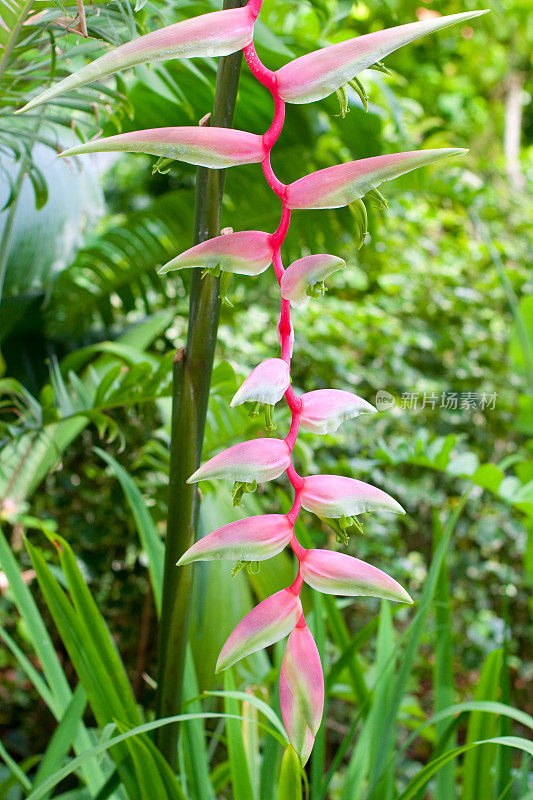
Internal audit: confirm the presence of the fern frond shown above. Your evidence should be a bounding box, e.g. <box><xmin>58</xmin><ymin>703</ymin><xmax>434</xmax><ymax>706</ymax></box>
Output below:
<box><xmin>46</xmin><ymin>190</ymin><xmax>195</xmax><ymax>338</ymax></box>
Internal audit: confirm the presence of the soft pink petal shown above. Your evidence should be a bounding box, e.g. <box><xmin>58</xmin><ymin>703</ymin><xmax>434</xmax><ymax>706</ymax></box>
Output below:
<box><xmin>276</xmin><ymin>10</ymin><xmax>488</xmax><ymax>104</ymax></box>
<box><xmin>59</xmin><ymin>127</ymin><xmax>266</xmax><ymax>169</ymax></box>
<box><xmin>280</xmin><ymin>255</ymin><xmax>346</xmax><ymax>308</ymax></box>
<box><xmin>17</xmin><ymin>6</ymin><xmax>257</xmax><ymax>113</ymax></box>
<box><xmin>300</xmin><ymin>389</ymin><xmax>376</xmax><ymax>435</ymax></box>
<box><xmin>187</xmin><ymin>439</ymin><xmax>290</xmax><ymax>484</ymax></box>
<box><xmin>159</xmin><ymin>230</ymin><xmax>273</xmax><ymax>276</ymax></box>
<box><xmin>301</xmin><ymin>549</ymin><xmax>412</xmax><ymax>603</ymax></box>
<box><xmin>300</xmin><ymin>474</ymin><xmax>405</xmax><ymax>517</ymax></box>
<box><xmin>216</xmin><ymin>589</ymin><xmax>301</xmax><ymax>672</ymax></box>
<box><xmin>230</xmin><ymin>359</ymin><xmax>290</xmax><ymax>407</ymax></box>
<box><xmin>177</xmin><ymin>514</ymin><xmax>293</xmax><ymax>564</ymax></box>
<box><xmin>280</xmin><ymin>623</ymin><xmax>324</xmax><ymax>764</ymax></box>
<box><xmin>286</xmin><ymin>149</ymin><xmax>467</xmax><ymax>210</ymax></box>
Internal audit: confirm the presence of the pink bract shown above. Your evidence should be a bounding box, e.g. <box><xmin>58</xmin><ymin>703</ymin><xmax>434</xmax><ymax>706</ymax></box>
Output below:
<box><xmin>59</xmin><ymin>127</ymin><xmax>266</xmax><ymax>169</ymax></box>
<box><xmin>177</xmin><ymin>514</ymin><xmax>293</xmax><ymax>564</ymax></box>
<box><xmin>231</xmin><ymin>358</ymin><xmax>291</xmax><ymax>406</ymax></box>
<box><xmin>286</xmin><ymin>149</ymin><xmax>468</xmax><ymax>210</ymax></box>
<box><xmin>159</xmin><ymin>230</ymin><xmax>273</xmax><ymax>276</ymax></box>
<box><xmin>216</xmin><ymin>588</ymin><xmax>302</xmax><ymax>672</ymax></box>
<box><xmin>299</xmin><ymin>389</ymin><xmax>377</xmax><ymax>435</ymax></box>
<box><xmin>280</xmin><ymin>254</ymin><xmax>346</xmax><ymax>308</ymax></box>
<box><xmin>301</xmin><ymin>474</ymin><xmax>405</xmax><ymax>517</ymax></box>
<box><xmin>301</xmin><ymin>549</ymin><xmax>413</xmax><ymax>603</ymax></box>
<box><xmin>187</xmin><ymin>438</ymin><xmax>291</xmax><ymax>484</ymax></box>
<box><xmin>276</xmin><ymin>10</ymin><xmax>488</xmax><ymax>105</ymax></box>
<box><xmin>17</xmin><ymin>5</ymin><xmax>258</xmax><ymax>113</ymax></box>
<box><xmin>280</xmin><ymin>622</ymin><xmax>324</xmax><ymax>765</ymax></box>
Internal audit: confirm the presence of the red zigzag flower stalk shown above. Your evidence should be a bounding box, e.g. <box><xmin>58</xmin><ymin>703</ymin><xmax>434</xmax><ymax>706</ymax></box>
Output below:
<box><xmin>18</xmin><ymin>0</ymin><xmax>488</xmax><ymax>765</ymax></box>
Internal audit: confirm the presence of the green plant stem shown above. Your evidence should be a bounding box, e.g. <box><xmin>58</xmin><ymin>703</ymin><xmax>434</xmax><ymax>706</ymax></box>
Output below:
<box><xmin>155</xmin><ymin>0</ymin><xmax>245</xmax><ymax>767</ymax></box>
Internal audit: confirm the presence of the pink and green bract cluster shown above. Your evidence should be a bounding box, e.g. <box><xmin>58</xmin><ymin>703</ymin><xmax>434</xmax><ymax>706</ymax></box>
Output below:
<box><xmin>18</xmin><ymin>0</ymin><xmax>487</xmax><ymax>765</ymax></box>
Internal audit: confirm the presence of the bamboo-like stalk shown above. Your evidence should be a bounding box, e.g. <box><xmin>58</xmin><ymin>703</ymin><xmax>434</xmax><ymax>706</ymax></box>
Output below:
<box><xmin>155</xmin><ymin>0</ymin><xmax>245</xmax><ymax>767</ymax></box>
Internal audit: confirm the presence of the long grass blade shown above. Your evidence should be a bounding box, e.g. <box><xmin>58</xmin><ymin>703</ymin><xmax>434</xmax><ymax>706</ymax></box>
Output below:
<box><xmin>432</xmin><ymin>510</ymin><xmax>456</xmax><ymax>800</ymax></box>
<box><xmin>94</xmin><ymin>447</ymin><xmax>164</xmax><ymax>614</ymax></box>
<box><xmin>223</xmin><ymin>670</ymin><xmax>256</xmax><ymax>800</ymax></box>
<box><xmin>462</xmin><ymin>648</ymin><xmax>503</xmax><ymax>800</ymax></box>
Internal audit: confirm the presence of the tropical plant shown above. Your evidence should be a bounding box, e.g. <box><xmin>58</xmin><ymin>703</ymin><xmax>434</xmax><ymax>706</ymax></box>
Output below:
<box><xmin>1</xmin><ymin>0</ymin><xmax>532</xmax><ymax>798</ymax></box>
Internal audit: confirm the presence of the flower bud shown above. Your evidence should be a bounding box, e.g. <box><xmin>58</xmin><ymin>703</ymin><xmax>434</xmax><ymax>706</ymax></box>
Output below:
<box><xmin>280</xmin><ymin>622</ymin><xmax>324</xmax><ymax>765</ymax></box>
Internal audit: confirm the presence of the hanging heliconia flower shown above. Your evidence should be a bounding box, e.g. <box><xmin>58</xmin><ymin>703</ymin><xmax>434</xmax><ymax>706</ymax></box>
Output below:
<box><xmin>18</xmin><ymin>0</ymin><xmax>487</xmax><ymax>766</ymax></box>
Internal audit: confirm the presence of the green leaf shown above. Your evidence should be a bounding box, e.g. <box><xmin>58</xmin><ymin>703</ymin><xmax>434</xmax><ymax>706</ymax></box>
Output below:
<box><xmin>462</xmin><ymin>648</ymin><xmax>503</xmax><ymax>800</ymax></box>
<box><xmin>181</xmin><ymin>647</ymin><xmax>216</xmax><ymax>800</ymax></box>
<box><xmin>26</xmin><ymin>712</ymin><xmax>285</xmax><ymax>800</ymax></box>
<box><xmin>115</xmin><ymin>721</ymin><xmax>188</xmax><ymax>800</ymax></box>
<box><xmin>0</xmin><ymin>738</ymin><xmax>33</xmax><ymax>792</ymax></box>
<box><xmin>223</xmin><ymin>670</ymin><xmax>256</xmax><ymax>800</ymax></box>
<box><xmin>433</xmin><ymin>511</ymin><xmax>456</xmax><ymax>800</ymax></box>
<box><xmin>206</xmin><ymin>689</ymin><xmax>288</xmax><ymax>741</ymax></box>
<box><xmin>0</xmin><ymin>526</ymin><xmax>106</xmax><ymax>792</ymax></box>
<box><xmin>25</xmin><ymin>537</ymin><xmax>140</xmax><ymax>799</ymax></box>
<box><xmin>94</xmin><ymin>447</ymin><xmax>163</xmax><ymax>614</ymax></box>
<box><xmin>396</xmin><ymin>737</ymin><xmax>533</xmax><ymax>800</ymax></box>
<box><xmin>53</xmin><ymin>533</ymin><xmax>141</xmax><ymax>724</ymax></box>
<box><xmin>33</xmin><ymin>684</ymin><xmax>88</xmax><ymax>799</ymax></box>
<box><xmin>277</xmin><ymin>746</ymin><xmax>303</xmax><ymax>800</ymax></box>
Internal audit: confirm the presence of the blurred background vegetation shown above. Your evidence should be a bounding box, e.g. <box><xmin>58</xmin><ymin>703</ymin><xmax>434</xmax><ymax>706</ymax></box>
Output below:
<box><xmin>0</xmin><ymin>0</ymin><xmax>531</xmax><ymax>796</ymax></box>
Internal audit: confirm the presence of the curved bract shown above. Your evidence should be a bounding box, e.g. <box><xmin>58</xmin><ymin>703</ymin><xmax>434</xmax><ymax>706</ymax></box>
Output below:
<box><xmin>276</xmin><ymin>10</ymin><xmax>489</xmax><ymax>104</ymax></box>
<box><xmin>299</xmin><ymin>389</ymin><xmax>377</xmax><ymax>435</ymax></box>
<box><xmin>280</xmin><ymin>623</ymin><xmax>324</xmax><ymax>765</ymax></box>
<box><xmin>231</xmin><ymin>358</ymin><xmax>291</xmax><ymax>406</ymax></box>
<box><xmin>286</xmin><ymin>149</ymin><xmax>468</xmax><ymax>210</ymax></box>
<box><xmin>301</xmin><ymin>549</ymin><xmax>413</xmax><ymax>603</ymax></box>
<box><xmin>280</xmin><ymin>254</ymin><xmax>346</xmax><ymax>307</ymax></box>
<box><xmin>16</xmin><ymin>5</ymin><xmax>258</xmax><ymax>113</ymax></box>
<box><xmin>159</xmin><ymin>230</ymin><xmax>273</xmax><ymax>276</ymax></box>
<box><xmin>216</xmin><ymin>589</ymin><xmax>302</xmax><ymax>672</ymax></box>
<box><xmin>301</xmin><ymin>474</ymin><xmax>405</xmax><ymax>517</ymax></box>
<box><xmin>177</xmin><ymin>515</ymin><xmax>293</xmax><ymax>564</ymax></box>
<box><xmin>187</xmin><ymin>438</ymin><xmax>291</xmax><ymax>484</ymax></box>
<box><xmin>59</xmin><ymin>127</ymin><xmax>266</xmax><ymax>169</ymax></box>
